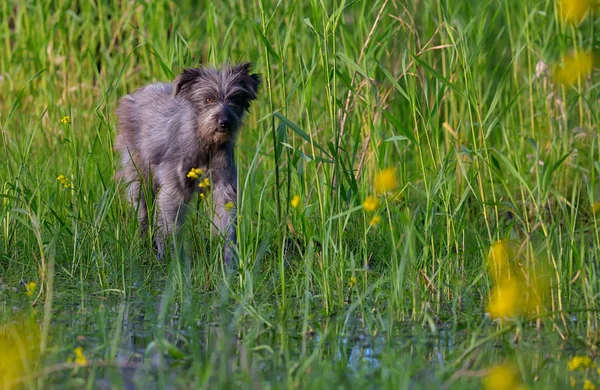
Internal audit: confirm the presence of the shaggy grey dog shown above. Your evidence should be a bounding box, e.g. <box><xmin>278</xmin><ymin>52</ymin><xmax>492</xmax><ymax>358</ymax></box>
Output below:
<box><xmin>115</xmin><ymin>63</ymin><xmax>260</xmax><ymax>265</ymax></box>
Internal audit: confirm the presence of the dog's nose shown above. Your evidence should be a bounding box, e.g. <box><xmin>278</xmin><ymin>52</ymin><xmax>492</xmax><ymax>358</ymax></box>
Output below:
<box><xmin>218</xmin><ymin>118</ymin><xmax>229</xmax><ymax>129</ymax></box>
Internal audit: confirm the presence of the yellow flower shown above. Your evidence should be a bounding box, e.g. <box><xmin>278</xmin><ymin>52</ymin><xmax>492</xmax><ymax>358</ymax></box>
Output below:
<box><xmin>198</xmin><ymin>177</ymin><xmax>210</xmax><ymax>188</ymax></box>
<box><xmin>187</xmin><ymin>168</ymin><xmax>203</xmax><ymax>179</ymax></box>
<box><xmin>568</xmin><ymin>355</ymin><xmax>594</xmax><ymax>371</ymax></box>
<box><xmin>487</xmin><ymin>240</ymin><xmax>519</xmax><ymax>282</ymax></box>
<box><xmin>483</xmin><ymin>362</ymin><xmax>525</xmax><ymax>390</ymax></box>
<box><xmin>349</xmin><ymin>276</ymin><xmax>357</xmax><ymax>287</ymax></box>
<box><xmin>0</xmin><ymin>319</ymin><xmax>41</xmax><ymax>386</ymax></box>
<box><xmin>486</xmin><ymin>240</ymin><xmax>550</xmax><ymax>319</ymax></box>
<box><xmin>557</xmin><ymin>0</ymin><xmax>593</xmax><ymax>24</ymax></box>
<box><xmin>60</xmin><ymin>116</ymin><xmax>71</xmax><ymax>125</ymax></box>
<box><xmin>584</xmin><ymin>379</ymin><xmax>596</xmax><ymax>390</ymax></box>
<box><xmin>553</xmin><ymin>50</ymin><xmax>594</xmax><ymax>86</ymax></box>
<box><xmin>592</xmin><ymin>202</ymin><xmax>600</xmax><ymax>214</ymax></box>
<box><xmin>25</xmin><ymin>282</ymin><xmax>37</xmax><ymax>297</ymax></box>
<box><xmin>369</xmin><ymin>215</ymin><xmax>381</xmax><ymax>226</ymax></box>
<box><xmin>487</xmin><ymin>280</ymin><xmax>522</xmax><ymax>319</ymax></box>
<box><xmin>290</xmin><ymin>195</ymin><xmax>301</xmax><ymax>209</ymax></box>
<box><xmin>363</xmin><ymin>196</ymin><xmax>379</xmax><ymax>212</ymax></box>
<box><xmin>374</xmin><ymin>168</ymin><xmax>398</xmax><ymax>194</ymax></box>
<box><xmin>199</xmin><ymin>193</ymin><xmax>205</xmax><ymax>200</ymax></box>
<box><xmin>73</xmin><ymin>347</ymin><xmax>88</xmax><ymax>366</ymax></box>
<box><xmin>224</xmin><ymin>201</ymin><xmax>235</xmax><ymax>212</ymax></box>
<box><xmin>57</xmin><ymin>174</ymin><xmax>74</xmax><ymax>189</ymax></box>
<box><xmin>570</xmin><ymin>376</ymin><xmax>577</xmax><ymax>388</ymax></box>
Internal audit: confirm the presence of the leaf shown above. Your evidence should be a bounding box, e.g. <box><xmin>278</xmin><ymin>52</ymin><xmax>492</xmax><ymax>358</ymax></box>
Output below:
<box><xmin>381</xmin><ymin>110</ymin><xmax>418</xmax><ymax>144</ymax></box>
<box><xmin>384</xmin><ymin>135</ymin><xmax>409</xmax><ymax>142</ymax></box>
<box><xmin>336</xmin><ymin>52</ymin><xmax>369</xmax><ymax>80</ymax></box>
<box><xmin>253</xmin><ymin>24</ymin><xmax>282</xmax><ymax>65</ymax></box>
<box><xmin>273</xmin><ymin>112</ymin><xmax>331</xmax><ymax>158</ymax></box>
<box><xmin>376</xmin><ymin>60</ymin><xmax>410</xmax><ymax>102</ymax></box>
<box><xmin>408</xmin><ymin>50</ymin><xmax>465</xmax><ymax>99</ymax></box>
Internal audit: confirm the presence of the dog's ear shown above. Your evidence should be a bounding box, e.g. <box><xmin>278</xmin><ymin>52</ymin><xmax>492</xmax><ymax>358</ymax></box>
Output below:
<box><xmin>233</xmin><ymin>63</ymin><xmax>261</xmax><ymax>101</ymax></box>
<box><xmin>173</xmin><ymin>68</ymin><xmax>203</xmax><ymax>97</ymax></box>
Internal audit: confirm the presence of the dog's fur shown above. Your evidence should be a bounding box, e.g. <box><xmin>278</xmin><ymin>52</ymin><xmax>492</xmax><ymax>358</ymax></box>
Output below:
<box><xmin>115</xmin><ymin>63</ymin><xmax>260</xmax><ymax>265</ymax></box>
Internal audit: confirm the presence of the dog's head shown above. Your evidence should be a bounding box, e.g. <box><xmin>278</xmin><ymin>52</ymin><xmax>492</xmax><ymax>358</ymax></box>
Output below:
<box><xmin>173</xmin><ymin>63</ymin><xmax>261</xmax><ymax>144</ymax></box>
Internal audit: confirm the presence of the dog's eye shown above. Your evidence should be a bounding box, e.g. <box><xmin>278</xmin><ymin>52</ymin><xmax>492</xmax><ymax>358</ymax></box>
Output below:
<box><xmin>205</xmin><ymin>98</ymin><xmax>213</xmax><ymax>104</ymax></box>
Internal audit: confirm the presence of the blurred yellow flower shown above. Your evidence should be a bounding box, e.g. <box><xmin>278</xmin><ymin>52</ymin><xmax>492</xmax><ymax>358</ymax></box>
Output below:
<box><xmin>592</xmin><ymin>202</ymin><xmax>600</xmax><ymax>214</ymax></box>
<box><xmin>568</xmin><ymin>355</ymin><xmax>595</xmax><ymax>371</ymax></box>
<box><xmin>0</xmin><ymin>319</ymin><xmax>40</xmax><ymax>387</ymax></box>
<box><xmin>199</xmin><ymin>193</ymin><xmax>205</xmax><ymax>200</ymax></box>
<box><xmin>187</xmin><ymin>168</ymin><xmax>203</xmax><ymax>180</ymax></box>
<box><xmin>25</xmin><ymin>281</ymin><xmax>37</xmax><ymax>297</ymax></box>
<box><xmin>57</xmin><ymin>174</ymin><xmax>74</xmax><ymax>189</ymax></box>
<box><xmin>369</xmin><ymin>215</ymin><xmax>381</xmax><ymax>226</ymax></box>
<box><xmin>60</xmin><ymin>116</ymin><xmax>71</xmax><ymax>125</ymax></box>
<box><xmin>374</xmin><ymin>168</ymin><xmax>398</xmax><ymax>194</ymax></box>
<box><xmin>483</xmin><ymin>362</ymin><xmax>526</xmax><ymax>390</ymax></box>
<box><xmin>74</xmin><ymin>347</ymin><xmax>88</xmax><ymax>366</ymax></box>
<box><xmin>557</xmin><ymin>0</ymin><xmax>593</xmax><ymax>24</ymax></box>
<box><xmin>487</xmin><ymin>280</ymin><xmax>521</xmax><ymax>319</ymax></box>
<box><xmin>363</xmin><ymin>196</ymin><xmax>379</xmax><ymax>212</ymax></box>
<box><xmin>486</xmin><ymin>240</ymin><xmax>550</xmax><ymax>320</ymax></box>
<box><xmin>290</xmin><ymin>195</ymin><xmax>301</xmax><ymax>209</ymax></box>
<box><xmin>553</xmin><ymin>50</ymin><xmax>594</xmax><ymax>86</ymax></box>
<box><xmin>224</xmin><ymin>201</ymin><xmax>235</xmax><ymax>212</ymax></box>
<box><xmin>198</xmin><ymin>177</ymin><xmax>210</xmax><ymax>189</ymax></box>
<box><xmin>487</xmin><ymin>240</ymin><xmax>519</xmax><ymax>282</ymax></box>
<box><xmin>349</xmin><ymin>276</ymin><xmax>357</xmax><ymax>287</ymax></box>
<box><xmin>570</xmin><ymin>376</ymin><xmax>577</xmax><ymax>388</ymax></box>
<box><xmin>584</xmin><ymin>379</ymin><xmax>596</xmax><ymax>390</ymax></box>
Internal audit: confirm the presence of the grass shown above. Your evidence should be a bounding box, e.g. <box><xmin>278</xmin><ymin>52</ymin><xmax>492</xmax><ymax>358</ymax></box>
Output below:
<box><xmin>0</xmin><ymin>0</ymin><xmax>599</xmax><ymax>388</ymax></box>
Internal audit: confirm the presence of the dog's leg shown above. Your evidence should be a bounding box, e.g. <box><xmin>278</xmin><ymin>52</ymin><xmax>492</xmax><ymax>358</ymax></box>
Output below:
<box><xmin>212</xmin><ymin>182</ymin><xmax>237</xmax><ymax>267</ymax></box>
<box><xmin>137</xmin><ymin>191</ymin><xmax>149</xmax><ymax>237</ymax></box>
<box><xmin>155</xmin><ymin>181</ymin><xmax>189</xmax><ymax>259</ymax></box>
<box><xmin>210</xmin><ymin>151</ymin><xmax>238</xmax><ymax>268</ymax></box>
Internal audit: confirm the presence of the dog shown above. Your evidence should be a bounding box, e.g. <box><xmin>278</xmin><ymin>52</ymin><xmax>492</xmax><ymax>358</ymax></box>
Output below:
<box><xmin>115</xmin><ymin>63</ymin><xmax>260</xmax><ymax>266</ymax></box>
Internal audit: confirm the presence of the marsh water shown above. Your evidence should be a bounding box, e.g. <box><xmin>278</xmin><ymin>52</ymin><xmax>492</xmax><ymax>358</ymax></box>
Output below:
<box><xmin>18</xmin><ymin>288</ymin><xmax>574</xmax><ymax>389</ymax></box>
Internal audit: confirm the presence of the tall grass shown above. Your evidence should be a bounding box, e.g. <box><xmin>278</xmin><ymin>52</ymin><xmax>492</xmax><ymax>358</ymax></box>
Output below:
<box><xmin>0</xmin><ymin>0</ymin><xmax>599</xmax><ymax>388</ymax></box>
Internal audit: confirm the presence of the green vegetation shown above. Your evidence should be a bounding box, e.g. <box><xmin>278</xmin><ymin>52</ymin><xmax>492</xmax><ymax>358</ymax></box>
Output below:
<box><xmin>1</xmin><ymin>0</ymin><xmax>599</xmax><ymax>388</ymax></box>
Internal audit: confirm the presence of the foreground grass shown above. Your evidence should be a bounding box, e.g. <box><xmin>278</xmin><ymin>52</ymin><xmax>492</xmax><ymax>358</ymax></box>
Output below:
<box><xmin>0</xmin><ymin>0</ymin><xmax>599</xmax><ymax>388</ymax></box>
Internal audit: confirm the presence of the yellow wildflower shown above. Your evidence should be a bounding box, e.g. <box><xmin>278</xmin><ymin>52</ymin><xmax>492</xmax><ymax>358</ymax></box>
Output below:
<box><xmin>568</xmin><ymin>355</ymin><xmax>594</xmax><ymax>371</ymax></box>
<box><xmin>483</xmin><ymin>362</ymin><xmax>526</xmax><ymax>390</ymax></box>
<box><xmin>553</xmin><ymin>50</ymin><xmax>594</xmax><ymax>86</ymax></box>
<box><xmin>570</xmin><ymin>376</ymin><xmax>577</xmax><ymax>388</ymax></box>
<box><xmin>198</xmin><ymin>177</ymin><xmax>210</xmax><ymax>189</ymax></box>
<box><xmin>25</xmin><ymin>281</ymin><xmax>36</xmax><ymax>297</ymax></box>
<box><xmin>369</xmin><ymin>215</ymin><xmax>381</xmax><ymax>227</ymax></box>
<box><xmin>486</xmin><ymin>240</ymin><xmax>550</xmax><ymax>319</ymax></box>
<box><xmin>60</xmin><ymin>116</ymin><xmax>71</xmax><ymax>125</ymax></box>
<box><xmin>199</xmin><ymin>193</ymin><xmax>205</xmax><ymax>200</ymax></box>
<box><xmin>592</xmin><ymin>202</ymin><xmax>600</xmax><ymax>214</ymax></box>
<box><xmin>0</xmin><ymin>319</ymin><xmax>40</xmax><ymax>386</ymax></box>
<box><xmin>224</xmin><ymin>201</ymin><xmax>235</xmax><ymax>212</ymax></box>
<box><xmin>187</xmin><ymin>168</ymin><xmax>203</xmax><ymax>179</ymax></box>
<box><xmin>349</xmin><ymin>276</ymin><xmax>357</xmax><ymax>287</ymax></box>
<box><xmin>290</xmin><ymin>195</ymin><xmax>301</xmax><ymax>209</ymax></box>
<box><xmin>584</xmin><ymin>379</ymin><xmax>596</xmax><ymax>390</ymax></box>
<box><xmin>487</xmin><ymin>280</ymin><xmax>522</xmax><ymax>319</ymax></box>
<box><xmin>374</xmin><ymin>168</ymin><xmax>398</xmax><ymax>194</ymax></box>
<box><xmin>557</xmin><ymin>0</ymin><xmax>593</xmax><ymax>24</ymax></box>
<box><xmin>73</xmin><ymin>347</ymin><xmax>88</xmax><ymax>366</ymax></box>
<box><xmin>57</xmin><ymin>175</ymin><xmax>74</xmax><ymax>189</ymax></box>
<box><xmin>363</xmin><ymin>196</ymin><xmax>379</xmax><ymax>212</ymax></box>
<box><xmin>487</xmin><ymin>240</ymin><xmax>519</xmax><ymax>282</ymax></box>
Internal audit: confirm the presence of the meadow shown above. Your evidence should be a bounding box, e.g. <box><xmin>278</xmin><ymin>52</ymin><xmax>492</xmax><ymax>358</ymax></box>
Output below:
<box><xmin>1</xmin><ymin>0</ymin><xmax>599</xmax><ymax>388</ymax></box>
